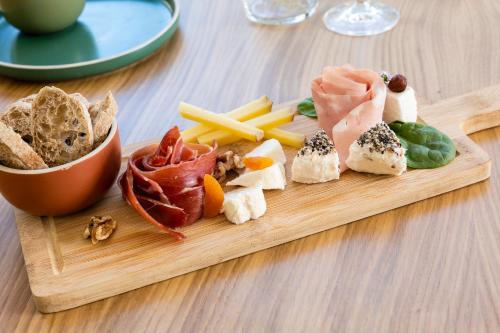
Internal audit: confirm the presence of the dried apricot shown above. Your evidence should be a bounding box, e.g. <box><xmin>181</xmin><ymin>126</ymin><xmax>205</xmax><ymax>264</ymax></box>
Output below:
<box><xmin>203</xmin><ymin>174</ymin><xmax>224</xmax><ymax>218</ymax></box>
<box><xmin>242</xmin><ymin>156</ymin><xmax>274</xmax><ymax>170</ymax></box>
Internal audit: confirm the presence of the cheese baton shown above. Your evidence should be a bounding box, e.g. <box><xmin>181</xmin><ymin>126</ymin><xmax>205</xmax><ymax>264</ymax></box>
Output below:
<box><xmin>179</xmin><ymin>102</ymin><xmax>264</xmax><ymax>142</ymax></box>
<box><xmin>264</xmin><ymin>128</ymin><xmax>305</xmax><ymax>148</ymax></box>
<box><xmin>197</xmin><ymin>107</ymin><xmax>295</xmax><ymax>146</ymax></box>
<box><xmin>180</xmin><ymin>96</ymin><xmax>272</xmax><ymax>142</ymax></box>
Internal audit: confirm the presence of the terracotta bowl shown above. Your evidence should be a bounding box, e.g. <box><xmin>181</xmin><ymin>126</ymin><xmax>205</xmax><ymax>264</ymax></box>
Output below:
<box><xmin>0</xmin><ymin>120</ymin><xmax>121</xmax><ymax>216</ymax></box>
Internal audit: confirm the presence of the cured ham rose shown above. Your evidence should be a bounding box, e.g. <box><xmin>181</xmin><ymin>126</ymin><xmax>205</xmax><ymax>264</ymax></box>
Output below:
<box><xmin>119</xmin><ymin>126</ymin><xmax>217</xmax><ymax>240</ymax></box>
<box><xmin>311</xmin><ymin>65</ymin><xmax>386</xmax><ymax>172</ymax></box>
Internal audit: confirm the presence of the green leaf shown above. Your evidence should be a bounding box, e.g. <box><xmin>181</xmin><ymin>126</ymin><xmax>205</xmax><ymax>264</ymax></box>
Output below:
<box><xmin>380</xmin><ymin>72</ymin><xmax>391</xmax><ymax>84</ymax></box>
<box><xmin>297</xmin><ymin>97</ymin><xmax>317</xmax><ymax>118</ymax></box>
<box><xmin>389</xmin><ymin>121</ymin><xmax>456</xmax><ymax>169</ymax></box>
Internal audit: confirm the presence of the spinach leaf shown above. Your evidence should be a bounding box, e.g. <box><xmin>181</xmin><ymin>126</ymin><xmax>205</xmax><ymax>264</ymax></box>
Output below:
<box><xmin>297</xmin><ymin>97</ymin><xmax>317</xmax><ymax>118</ymax></box>
<box><xmin>389</xmin><ymin>121</ymin><xmax>456</xmax><ymax>169</ymax></box>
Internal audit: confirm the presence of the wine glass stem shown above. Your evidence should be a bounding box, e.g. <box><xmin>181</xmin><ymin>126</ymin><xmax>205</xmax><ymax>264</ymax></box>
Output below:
<box><xmin>323</xmin><ymin>0</ymin><xmax>399</xmax><ymax>36</ymax></box>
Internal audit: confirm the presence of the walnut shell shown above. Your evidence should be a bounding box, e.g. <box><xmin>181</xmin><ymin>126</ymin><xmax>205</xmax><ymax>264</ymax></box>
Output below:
<box><xmin>83</xmin><ymin>215</ymin><xmax>117</xmax><ymax>245</ymax></box>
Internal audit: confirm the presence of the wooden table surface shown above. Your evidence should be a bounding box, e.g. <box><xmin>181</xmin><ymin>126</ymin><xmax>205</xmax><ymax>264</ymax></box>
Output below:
<box><xmin>1</xmin><ymin>0</ymin><xmax>500</xmax><ymax>332</ymax></box>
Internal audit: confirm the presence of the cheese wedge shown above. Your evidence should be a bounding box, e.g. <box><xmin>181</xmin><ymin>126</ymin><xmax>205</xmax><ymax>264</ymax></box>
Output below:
<box><xmin>291</xmin><ymin>130</ymin><xmax>340</xmax><ymax>184</ymax></box>
<box><xmin>179</xmin><ymin>102</ymin><xmax>264</xmax><ymax>142</ymax></box>
<box><xmin>222</xmin><ymin>186</ymin><xmax>267</xmax><ymax>224</ymax></box>
<box><xmin>181</xmin><ymin>96</ymin><xmax>272</xmax><ymax>142</ymax></box>
<box><xmin>245</xmin><ymin>139</ymin><xmax>286</xmax><ymax>165</ymax></box>
<box><xmin>345</xmin><ymin>122</ymin><xmax>406</xmax><ymax>175</ymax></box>
<box><xmin>227</xmin><ymin>163</ymin><xmax>286</xmax><ymax>190</ymax></box>
<box><xmin>197</xmin><ymin>107</ymin><xmax>295</xmax><ymax>146</ymax></box>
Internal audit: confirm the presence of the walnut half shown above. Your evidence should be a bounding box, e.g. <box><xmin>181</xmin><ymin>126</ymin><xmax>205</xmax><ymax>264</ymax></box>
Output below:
<box><xmin>83</xmin><ymin>216</ymin><xmax>117</xmax><ymax>245</ymax></box>
<box><xmin>214</xmin><ymin>150</ymin><xmax>245</xmax><ymax>182</ymax></box>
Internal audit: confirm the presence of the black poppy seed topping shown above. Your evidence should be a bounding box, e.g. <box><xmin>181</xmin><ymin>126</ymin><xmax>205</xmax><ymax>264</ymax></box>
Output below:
<box><xmin>357</xmin><ymin>123</ymin><xmax>401</xmax><ymax>154</ymax></box>
<box><xmin>298</xmin><ymin>130</ymin><xmax>336</xmax><ymax>156</ymax></box>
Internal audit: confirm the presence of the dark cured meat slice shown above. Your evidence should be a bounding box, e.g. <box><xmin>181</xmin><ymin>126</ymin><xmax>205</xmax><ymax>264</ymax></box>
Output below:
<box><xmin>135</xmin><ymin>145</ymin><xmax>216</xmax><ymax>189</ymax></box>
<box><xmin>136</xmin><ymin>195</ymin><xmax>187</xmax><ymax>230</ymax></box>
<box><xmin>119</xmin><ymin>169</ymin><xmax>186</xmax><ymax>240</ymax></box>
<box><xmin>119</xmin><ymin>126</ymin><xmax>217</xmax><ymax>239</ymax></box>
<box><xmin>155</xmin><ymin>127</ymin><xmax>179</xmax><ymax>157</ymax></box>
<box><xmin>170</xmin><ymin>137</ymin><xmax>184</xmax><ymax>164</ymax></box>
<box><xmin>128</xmin><ymin>159</ymin><xmax>170</xmax><ymax>203</ymax></box>
<box><xmin>182</xmin><ymin>148</ymin><xmax>197</xmax><ymax>161</ymax></box>
<box><xmin>167</xmin><ymin>186</ymin><xmax>205</xmax><ymax>226</ymax></box>
<box><xmin>149</xmin><ymin>154</ymin><xmax>170</xmax><ymax>168</ymax></box>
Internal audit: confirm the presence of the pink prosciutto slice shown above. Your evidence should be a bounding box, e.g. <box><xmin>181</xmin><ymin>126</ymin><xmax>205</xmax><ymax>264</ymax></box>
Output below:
<box><xmin>311</xmin><ymin>65</ymin><xmax>386</xmax><ymax>172</ymax></box>
<box><xmin>119</xmin><ymin>126</ymin><xmax>217</xmax><ymax>240</ymax></box>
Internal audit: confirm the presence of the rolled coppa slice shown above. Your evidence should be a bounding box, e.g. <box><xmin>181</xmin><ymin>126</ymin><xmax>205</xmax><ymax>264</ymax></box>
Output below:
<box><xmin>345</xmin><ymin>122</ymin><xmax>406</xmax><ymax>175</ymax></box>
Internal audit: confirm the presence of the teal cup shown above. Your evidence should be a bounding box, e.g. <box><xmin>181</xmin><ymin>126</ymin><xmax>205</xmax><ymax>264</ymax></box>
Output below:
<box><xmin>0</xmin><ymin>0</ymin><xmax>85</xmax><ymax>34</ymax></box>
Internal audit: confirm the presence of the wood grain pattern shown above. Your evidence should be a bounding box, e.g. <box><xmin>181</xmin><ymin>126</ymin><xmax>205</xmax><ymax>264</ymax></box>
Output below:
<box><xmin>14</xmin><ymin>86</ymin><xmax>499</xmax><ymax>313</ymax></box>
<box><xmin>1</xmin><ymin>0</ymin><xmax>500</xmax><ymax>331</ymax></box>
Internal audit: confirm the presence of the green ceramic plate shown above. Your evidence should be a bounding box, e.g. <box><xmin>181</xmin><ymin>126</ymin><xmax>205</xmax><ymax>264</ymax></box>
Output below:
<box><xmin>0</xmin><ymin>0</ymin><xmax>179</xmax><ymax>81</ymax></box>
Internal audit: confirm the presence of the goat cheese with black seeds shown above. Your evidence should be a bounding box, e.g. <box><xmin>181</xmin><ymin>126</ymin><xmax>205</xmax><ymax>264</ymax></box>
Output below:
<box><xmin>291</xmin><ymin>130</ymin><xmax>340</xmax><ymax>184</ymax></box>
<box><xmin>346</xmin><ymin>122</ymin><xmax>406</xmax><ymax>175</ymax></box>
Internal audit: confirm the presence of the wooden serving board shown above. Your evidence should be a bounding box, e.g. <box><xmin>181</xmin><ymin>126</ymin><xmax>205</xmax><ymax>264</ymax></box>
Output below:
<box><xmin>15</xmin><ymin>85</ymin><xmax>500</xmax><ymax>313</ymax></box>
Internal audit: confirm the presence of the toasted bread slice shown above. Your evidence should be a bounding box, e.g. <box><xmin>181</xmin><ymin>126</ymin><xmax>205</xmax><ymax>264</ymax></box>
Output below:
<box><xmin>20</xmin><ymin>94</ymin><xmax>37</xmax><ymax>104</ymax></box>
<box><xmin>89</xmin><ymin>91</ymin><xmax>118</xmax><ymax>146</ymax></box>
<box><xmin>32</xmin><ymin>86</ymin><xmax>94</xmax><ymax>167</ymax></box>
<box><xmin>0</xmin><ymin>122</ymin><xmax>47</xmax><ymax>169</ymax></box>
<box><xmin>1</xmin><ymin>100</ymin><xmax>34</xmax><ymax>145</ymax></box>
<box><xmin>19</xmin><ymin>92</ymin><xmax>86</xmax><ymax>106</ymax></box>
<box><xmin>1</xmin><ymin>93</ymin><xmax>88</xmax><ymax>147</ymax></box>
<box><xmin>71</xmin><ymin>93</ymin><xmax>90</xmax><ymax>110</ymax></box>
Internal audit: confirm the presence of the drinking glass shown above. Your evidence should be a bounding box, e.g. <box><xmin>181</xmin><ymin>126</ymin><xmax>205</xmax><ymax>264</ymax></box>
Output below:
<box><xmin>242</xmin><ymin>0</ymin><xmax>318</xmax><ymax>25</ymax></box>
<box><xmin>323</xmin><ymin>0</ymin><xmax>399</xmax><ymax>36</ymax></box>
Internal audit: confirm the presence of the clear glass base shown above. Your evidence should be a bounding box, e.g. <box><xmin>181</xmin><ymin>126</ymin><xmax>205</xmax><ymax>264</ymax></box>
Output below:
<box><xmin>244</xmin><ymin>0</ymin><xmax>318</xmax><ymax>25</ymax></box>
<box><xmin>323</xmin><ymin>1</ymin><xmax>399</xmax><ymax>36</ymax></box>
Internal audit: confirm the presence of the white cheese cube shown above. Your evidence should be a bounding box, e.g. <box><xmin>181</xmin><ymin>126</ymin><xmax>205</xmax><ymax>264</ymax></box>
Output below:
<box><xmin>222</xmin><ymin>186</ymin><xmax>267</xmax><ymax>224</ymax></box>
<box><xmin>245</xmin><ymin>139</ymin><xmax>286</xmax><ymax>164</ymax></box>
<box><xmin>383</xmin><ymin>86</ymin><xmax>418</xmax><ymax>124</ymax></box>
<box><xmin>226</xmin><ymin>163</ymin><xmax>286</xmax><ymax>190</ymax></box>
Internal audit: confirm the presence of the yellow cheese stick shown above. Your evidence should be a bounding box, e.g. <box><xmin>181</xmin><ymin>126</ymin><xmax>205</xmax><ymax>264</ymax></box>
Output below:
<box><xmin>180</xmin><ymin>96</ymin><xmax>272</xmax><ymax>142</ymax></box>
<box><xmin>197</xmin><ymin>107</ymin><xmax>295</xmax><ymax>146</ymax></box>
<box><xmin>179</xmin><ymin>102</ymin><xmax>264</xmax><ymax>142</ymax></box>
<box><xmin>264</xmin><ymin>128</ymin><xmax>305</xmax><ymax>148</ymax></box>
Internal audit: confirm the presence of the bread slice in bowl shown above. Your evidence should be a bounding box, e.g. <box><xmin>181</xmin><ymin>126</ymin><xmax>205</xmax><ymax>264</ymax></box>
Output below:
<box><xmin>32</xmin><ymin>86</ymin><xmax>94</xmax><ymax>167</ymax></box>
<box><xmin>1</xmin><ymin>100</ymin><xmax>34</xmax><ymax>146</ymax></box>
<box><xmin>89</xmin><ymin>91</ymin><xmax>118</xmax><ymax>146</ymax></box>
<box><xmin>71</xmin><ymin>93</ymin><xmax>90</xmax><ymax>110</ymax></box>
<box><xmin>0</xmin><ymin>122</ymin><xmax>47</xmax><ymax>170</ymax></box>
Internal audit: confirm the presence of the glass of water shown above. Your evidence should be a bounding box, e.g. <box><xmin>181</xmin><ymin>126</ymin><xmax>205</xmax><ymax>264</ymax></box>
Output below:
<box><xmin>242</xmin><ymin>0</ymin><xmax>319</xmax><ymax>25</ymax></box>
<box><xmin>323</xmin><ymin>0</ymin><xmax>399</xmax><ymax>36</ymax></box>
